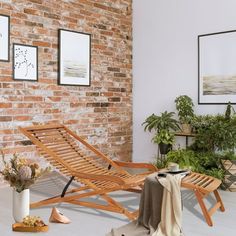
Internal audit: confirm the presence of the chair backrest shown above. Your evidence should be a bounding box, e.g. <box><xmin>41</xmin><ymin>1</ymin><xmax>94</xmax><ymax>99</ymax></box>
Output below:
<box><xmin>19</xmin><ymin>124</ymin><xmax>129</xmax><ymax>178</ymax></box>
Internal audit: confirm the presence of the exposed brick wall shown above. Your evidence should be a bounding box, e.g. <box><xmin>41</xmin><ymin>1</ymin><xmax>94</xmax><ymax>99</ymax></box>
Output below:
<box><xmin>0</xmin><ymin>0</ymin><xmax>132</xmax><ymax>162</ymax></box>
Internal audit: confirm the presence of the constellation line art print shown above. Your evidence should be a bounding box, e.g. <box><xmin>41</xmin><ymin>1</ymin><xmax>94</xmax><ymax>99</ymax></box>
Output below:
<box><xmin>13</xmin><ymin>44</ymin><xmax>38</xmax><ymax>81</ymax></box>
<box><xmin>14</xmin><ymin>48</ymin><xmax>34</xmax><ymax>77</ymax></box>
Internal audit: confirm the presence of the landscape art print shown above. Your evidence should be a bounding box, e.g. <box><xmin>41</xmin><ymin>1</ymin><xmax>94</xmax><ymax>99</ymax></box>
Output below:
<box><xmin>58</xmin><ymin>29</ymin><xmax>91</xmax><ymax>86</ymax></box>
<box><xmin>0</xmin><ymin>14</ymin><xmax>10</xmax><ymax>61</ymax></box>
<box><xmin>198</xmin><ymin>30</ymin><xmax>236</xmax><ymax>104</ymax></box>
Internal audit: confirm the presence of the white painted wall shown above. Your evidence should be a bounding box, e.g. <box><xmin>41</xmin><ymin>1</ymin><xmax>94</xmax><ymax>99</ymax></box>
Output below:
<box><xmin>133</xmin><ymin>0</ymin><xmax>236</xmax><ymax>162</ymax></box>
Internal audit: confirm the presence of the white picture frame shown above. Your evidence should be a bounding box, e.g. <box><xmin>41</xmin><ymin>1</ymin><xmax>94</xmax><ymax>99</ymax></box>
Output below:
<box><xmin>0</xmin><ymin>14</ymin><xmax>10</xmax><ymax>61</ymax></box>
<box><xmin>13</xmin><ymin>44</ymin><xmax>38</xmax><ymax>81</ymax></box>
<box><xmin>58</xmin><ymin>29</ymin><xmax>91</xmax><ymax>86</ymax></box>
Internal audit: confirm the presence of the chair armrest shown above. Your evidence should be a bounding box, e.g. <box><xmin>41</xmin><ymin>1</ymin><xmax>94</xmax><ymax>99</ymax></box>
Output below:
<box><xmin>113</xmin><ymin>161</ymin><xmax>158</xmax><ymax>172</ymax></box>
<box><xmin>72</xmin><ymin>171</ymin><xmax>125</xmax><ymax>185</ymax></box>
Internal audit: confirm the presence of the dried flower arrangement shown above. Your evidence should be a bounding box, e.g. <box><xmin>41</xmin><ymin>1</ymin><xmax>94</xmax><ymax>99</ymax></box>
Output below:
<box><xmin>0</xmin><ymin>153</ymin><xmax>51</xmax><ymax>193</ymax></box>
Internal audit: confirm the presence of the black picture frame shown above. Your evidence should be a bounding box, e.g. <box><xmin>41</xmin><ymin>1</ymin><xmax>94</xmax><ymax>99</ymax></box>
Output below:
<box><xmin>0</xmin><ymin>14</ymin><xmax>10</xmax><ymax>62</ymax></box>
<box><xmin>13</xmin><ymin>43</ymin><xmax>38</xmax><ymax>82</ymax></box>
<box><xmin>58</xmin><ymin>29</ymin><xmax>91</xmax><ymax>86</ymax></box>
<box><xmin>198</xmin><ymin>30</ymin><xmax>236</xmax><ymax>104</ymax></box>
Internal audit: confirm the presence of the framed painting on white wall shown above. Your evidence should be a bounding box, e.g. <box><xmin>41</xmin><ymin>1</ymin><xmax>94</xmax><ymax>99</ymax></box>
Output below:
<box><xmin>13</xmin><ymin>44</ymin><xmax>38</xmax><ymax>81</ymax></box>
<box><xmin>198</xmin><ymin>30</ymin><xmax>236</xmax><ymax>104</ymax></box>
<box><xmin>0</xmin><ymin>14</ymin><xmax>10</xmax><ymax>62</ymax></box>
<box><xmin>58</xmin><ymin>29</ymin><xmax>91</xmax><ymax>86</ymax></box>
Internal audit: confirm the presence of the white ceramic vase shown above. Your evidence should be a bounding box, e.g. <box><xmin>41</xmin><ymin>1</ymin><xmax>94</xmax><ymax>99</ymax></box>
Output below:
<box><xmin>12</xmin><ymin>189</ymin><xmax>30</xmax><ymax>222</ymax></box>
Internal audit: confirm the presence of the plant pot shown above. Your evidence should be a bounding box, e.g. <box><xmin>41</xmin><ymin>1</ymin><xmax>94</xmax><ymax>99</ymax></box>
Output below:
<box><xmin>220</xmin><ymin>159</ymin><xmax>236</xmax><ymax>192</ymax></box>
<box><xmin>181</xmin><ymin>123</ymin><xmax>191</xmax><ymax>133</ymax></box>
<box><xmin>159</xmin><ymin>143</ymin><xmax>172</xmax><ymax>155</ymax></box>
<box><xmin>13</xmin><ymin>189</ymin><xmax>30</xmax><ymax>222</ymax></box>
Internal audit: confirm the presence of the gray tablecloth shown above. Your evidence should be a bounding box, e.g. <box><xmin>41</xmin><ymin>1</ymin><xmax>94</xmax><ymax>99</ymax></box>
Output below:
<box><xmin>106</xmin><ymin>173</ymin><xmax>163</xmax><ymax>236</ymax></box>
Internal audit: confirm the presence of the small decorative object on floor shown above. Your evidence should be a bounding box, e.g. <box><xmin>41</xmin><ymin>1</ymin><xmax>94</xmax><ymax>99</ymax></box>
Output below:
<box><xmin>0</xmin><ymin>152</ymin><xmax>51</xmax><ymax>222</ymax></box>
<box><xmin>12</xmin><ymin>215</ymin><xmax>48</xmax><ymax>232</ymax></box>
<box><xmin>49</xmin><ymin>207</ymin><xmax>71</xmax><ymax>224</ymax></box>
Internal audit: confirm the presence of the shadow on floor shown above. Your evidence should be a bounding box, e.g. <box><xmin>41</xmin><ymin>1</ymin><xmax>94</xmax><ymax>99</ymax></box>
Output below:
<box><xmin>181</xmin><ymin>189</ymin><xmax>219</xmax><ymax>223</ymax></box>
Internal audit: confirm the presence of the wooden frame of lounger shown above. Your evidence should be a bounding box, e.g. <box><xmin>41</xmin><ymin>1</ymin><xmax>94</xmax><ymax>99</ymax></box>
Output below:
<box><xmin>19</xmin><ymin>124</ymin><xmax>225</xmax><ymax>226</ymax></box>
<box><xmin>181</xmin><ymin>172</ymin><xmax>225</xmax><ymax>226</ymax></box>
<box><xmin>19</xmin><ymin>124</ymin><xmax>157</xmax><ymax>220</ymax></box>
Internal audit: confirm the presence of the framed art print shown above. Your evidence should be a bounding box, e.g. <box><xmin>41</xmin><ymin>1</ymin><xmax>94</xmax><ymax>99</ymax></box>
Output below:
<box><xmin>0</xmin><ymin>14</ymin><xmax>10</xmax><ymax>61</ymax></box>
<box><xmin>58</xmin><ymin>29</ymin><xmax>91</xmax><ymax>86</ymax></box>
<box><xmin>198</xmin><ymin>30</ymin><xmax>236</xmax><ymax>104</ymax></box>
<box><xmin>13</xmin><ymin>44</ymin><xmax>38</xmax><ymax>81</ymax></box>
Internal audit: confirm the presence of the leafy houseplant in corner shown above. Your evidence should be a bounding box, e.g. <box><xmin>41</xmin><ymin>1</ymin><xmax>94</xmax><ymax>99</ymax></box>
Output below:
<box><xmin>0</xmin><ymin>153</ymin><xmax>51</xmax><ymax>222</ymax></box>
<box><xmin>142</xmin><ymin>111</ymin><xmax>180</xmax><ymax>155</ymax></box>
<box><xmin>175</xmin><ymin>95</ymin><xmax>194</xmax><ymax>133</ymax></box>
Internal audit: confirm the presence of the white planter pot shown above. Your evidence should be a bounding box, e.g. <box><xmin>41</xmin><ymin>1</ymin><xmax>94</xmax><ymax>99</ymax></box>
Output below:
<box><xmin>12</xmin><ymin>189</ymin><xmax>30</xmax><ymax>222</ymax></box>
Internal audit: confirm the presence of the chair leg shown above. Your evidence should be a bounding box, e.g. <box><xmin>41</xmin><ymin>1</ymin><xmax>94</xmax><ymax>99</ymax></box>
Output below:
<box><xmin>100</xmin><ymin>194</ymin><xmax>137</xmax><ymax>220</ymax></box>
<box><xmin>195</xmin><ymin>190</ymin><xmax>213</xmax><ymax>227</ymax></box>
<box><xmin>213</xmin><ymin>189</ymin><xmax>225</xmax><ymax>212</ymax></box>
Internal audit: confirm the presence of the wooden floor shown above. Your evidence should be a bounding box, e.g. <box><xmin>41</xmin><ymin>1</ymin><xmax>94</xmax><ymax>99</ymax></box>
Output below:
<box><xmin>0</xmin><ymin>172</ymin><xmax>235</xmax><ymax>236</ymax></box>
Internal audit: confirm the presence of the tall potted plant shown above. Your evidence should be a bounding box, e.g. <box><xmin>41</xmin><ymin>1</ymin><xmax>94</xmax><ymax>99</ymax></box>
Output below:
<box><xmin>175</xmin><ymin>95</ymin><xmax>194</xmax><ymax>133</ymax></box>
<box><xmin>142</xmin><ymin>111</ymin><xmax>180</xmax><ymax>154</ymax></box>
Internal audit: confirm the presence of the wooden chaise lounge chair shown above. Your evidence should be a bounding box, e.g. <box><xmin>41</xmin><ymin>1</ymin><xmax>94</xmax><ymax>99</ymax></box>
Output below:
<box><xmin>19</xmin><ymin>124</ymin><xmax>157</xmax><ymax>220</ymax></box>
<box><xmin>19</xmin><ymin>124</ymin><xmax>225</xmax><ymax>226</ymax></box>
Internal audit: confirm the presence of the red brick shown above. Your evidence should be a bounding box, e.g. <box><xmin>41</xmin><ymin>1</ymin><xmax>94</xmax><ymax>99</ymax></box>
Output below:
<box><xmin>44</xmin><ymin>12</ymin><xmax>60</xmax><ymax>20</ymax></box>
<box><xmin>24</xmin><ymin>8</ymin><xmax>41</xmax><ymax>15</ymax></box>
<box><xmin>25</xmin><ymin>21</ymin><xmax>43</xmax><ymax>27</ymax></box>
<box><xmin>12</xmin><ymin>12</ymin><xmax>27</xmax><ymax>19</ymax></box>
<box><xmin>0</xmin><ymin>103</ymin><xmax>12</xmax><ymax>108</ymax></box>
<box><xmin>14</xmin><ymin>116</ymin><xmax>32</xmax><ymax>121</ymax></box>
<box><xmin>2</xmin><ymin>3</ymin><xmax>13</xmax><ymax>10</ymax></box>
<box><xmin>24</xmin><ymin>96</ymin><xmax>43</xmax><ymax>102</ymax></box>
<box><xmin>94</xmin><ymin>3</ymin><xmax>108</xmax><ymax>10</ymax></box>
<box><xmin>33</xmin><ymin>41</ymin><xmax>51</xmax><ymax>47</ymax></box>
<box><xmin>0</xmin><ymin>116</ymin><xmax>12</xmax><ymax>122</ymax></box>
<box><xmin>29</xmin><ymin>0</ymin><xmax>43</xmax><ymax>4</ymax></box>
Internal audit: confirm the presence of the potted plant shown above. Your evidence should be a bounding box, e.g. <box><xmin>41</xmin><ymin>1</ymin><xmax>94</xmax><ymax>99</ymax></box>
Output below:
<box><xmin>0</xmin><ymin>153</ymin><xmax>51</xmax><ymax>222</ymax></box>
<box><xmin>152</xmin><ymin>129</ymin><xmax>174</xmax><ymax>154</ymax></box>
<box><xmin>175</xmin><ymin>95</ymin><xmax>194</xmax><ymax>133</ymax></box>
<box><xmin>142</xmin><ymin>111</ymin><xmax>180</xmax><ymax>154</ymax></box>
